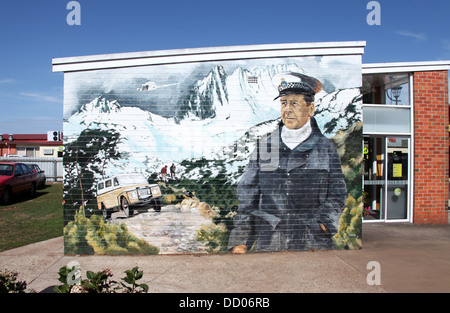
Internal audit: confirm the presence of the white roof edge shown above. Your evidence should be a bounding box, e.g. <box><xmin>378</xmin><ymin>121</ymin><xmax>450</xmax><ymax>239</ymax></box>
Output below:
<box><xmin>363</xmin><ymin>60</ymin><xmax>450</xmax><ymax>74</ymax></box>
<box><xmin>52</xmin><ymin>41</ymin><xmax>366</xmax><ymax>72</ymax></box>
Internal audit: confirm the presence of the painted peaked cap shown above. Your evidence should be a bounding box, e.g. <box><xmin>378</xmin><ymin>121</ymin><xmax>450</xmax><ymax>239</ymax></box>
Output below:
<box><xmin>273</xmin><ymin>72</ymin><xmax>323</xmax><ymax>100</ymax></box>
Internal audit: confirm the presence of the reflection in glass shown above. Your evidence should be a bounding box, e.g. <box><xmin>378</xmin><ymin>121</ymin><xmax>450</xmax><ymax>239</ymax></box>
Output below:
<box><xmin>363</xmin><ymin>73</ymin><xmax>410</xmax><ymax>105</ymax></box>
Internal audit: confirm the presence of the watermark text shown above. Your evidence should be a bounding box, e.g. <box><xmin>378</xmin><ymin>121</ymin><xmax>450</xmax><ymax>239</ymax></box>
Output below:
<box><xmin>366</xmin><ymin>261</ymin><xmax>381</xmax><ymax>285</ymax></box>
<box><xmin>366</xmin><ymin>1</ymin><xmax>381</xmax><ymax>26</ymax></box>
<box><xmin>67</xmin><ymin>1</ymin><xmax>81</xmax><ymax>26</ymax></box>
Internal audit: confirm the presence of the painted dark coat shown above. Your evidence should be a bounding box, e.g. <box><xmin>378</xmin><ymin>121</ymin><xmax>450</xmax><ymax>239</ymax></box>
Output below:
<box><xmin>228</xmin><ymin>117</ymin><xmax>347</xmax><ymax>252</ymax></box>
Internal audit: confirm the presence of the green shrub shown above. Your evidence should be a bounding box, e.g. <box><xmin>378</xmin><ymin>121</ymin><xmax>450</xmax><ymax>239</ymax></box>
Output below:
<box><xmin>196</xmin><ymin>223</ymin><xmax>228</xmax><ymax>253</ymax></box>
<box><xmin>0</xmin><ymin>269</ymin><xmax>29</xmax><ymax>293</ymax></box>
<box><xmin>54</xmin><ymin>266</ymin><xmax>148</xmax><ymax>293</ymax></box>
<box><xmin>333</xmin><ymin>195</ymin><xmax>363</xmax><ymax>249</ymax></box>
<box><xmin>64</xmin><ymin>207</ymin><xmax>159</xmax><ymax>255</ymax></box>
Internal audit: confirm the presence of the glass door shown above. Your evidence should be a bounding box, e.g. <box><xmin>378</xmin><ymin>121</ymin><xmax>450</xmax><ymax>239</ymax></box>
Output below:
<box><xmin>363</xmin><ymin>136</ymin><xmax>410</xmax><ymax>221</ymax></box>
<box><xmin>386</xmin><ymin>137</ymin><xmax>409</xmax><ymax>220</ymax></box>
<box><xmin>364</xmin><ymin>137</ymin><xmax>385</xmax><ymax>220</ymax></box>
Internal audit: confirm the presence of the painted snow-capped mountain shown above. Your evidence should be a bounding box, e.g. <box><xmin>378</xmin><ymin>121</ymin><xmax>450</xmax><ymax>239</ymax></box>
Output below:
<box><xmin>174</xmin><ymin>63</ymin><xmax>305</xmax><ymax>125</ymax></box>
<box><xmin>64</xmin><ymin>64</ymin><xmax>361</xmax><ymax>180</ymax></box>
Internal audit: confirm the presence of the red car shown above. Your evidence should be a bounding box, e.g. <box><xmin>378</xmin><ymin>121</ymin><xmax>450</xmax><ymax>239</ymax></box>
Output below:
<box><xmin>0</xmin><ymin>162</ymin><xmax>39</xmax><ymax>204</ymax></box>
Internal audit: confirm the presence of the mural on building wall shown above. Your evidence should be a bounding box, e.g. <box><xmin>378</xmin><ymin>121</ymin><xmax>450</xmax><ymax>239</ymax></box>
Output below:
<box><xmin>62</xmin><ymin>55</ymin><xmax>363</xmax><ymax>255</ymax></box>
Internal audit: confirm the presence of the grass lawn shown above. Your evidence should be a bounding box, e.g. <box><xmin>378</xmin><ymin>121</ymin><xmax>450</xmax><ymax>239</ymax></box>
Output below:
<box><xmin>0</xmin><ymin>182</ymin><xmax>63</xmax><ymax>252</ymax></box>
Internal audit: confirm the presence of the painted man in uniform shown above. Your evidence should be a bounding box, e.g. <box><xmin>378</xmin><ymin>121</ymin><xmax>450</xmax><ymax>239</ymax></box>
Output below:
<box><xmin>228</xmin><ymin>73</ymin><xmax>347</xmax><ymax>253</ymax></box>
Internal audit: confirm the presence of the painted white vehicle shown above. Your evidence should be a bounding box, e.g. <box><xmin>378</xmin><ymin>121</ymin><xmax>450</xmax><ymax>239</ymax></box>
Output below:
<box><xmin>96</xmin><ymin>174</ymin><xmax>162</xmax><ymax>219</ymax></box>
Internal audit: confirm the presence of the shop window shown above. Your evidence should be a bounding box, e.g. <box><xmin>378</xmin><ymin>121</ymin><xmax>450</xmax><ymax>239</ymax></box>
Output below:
<box><xmin>363</xmin><ymin>73</ymin><xmax>410</xmax><ymax>105</ymax></box>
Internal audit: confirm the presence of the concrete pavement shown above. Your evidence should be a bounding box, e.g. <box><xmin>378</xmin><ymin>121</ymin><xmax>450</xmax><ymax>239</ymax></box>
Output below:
<box><xmin>1</xmin><ymin>222</ymin><xmax>449</xmax><ymax>293</ymax></box>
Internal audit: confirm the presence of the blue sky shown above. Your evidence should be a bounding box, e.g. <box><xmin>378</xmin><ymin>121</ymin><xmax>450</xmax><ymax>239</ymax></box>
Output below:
<box><xmin>0</xmin><ymin>0</ymin><xmax>449</xmax><ymax>134</ymax></box>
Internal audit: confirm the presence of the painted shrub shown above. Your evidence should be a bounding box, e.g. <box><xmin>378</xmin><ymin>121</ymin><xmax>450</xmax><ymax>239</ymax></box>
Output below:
<box><xmin>61</xmin><ymin>52</ymin><xmax>363</xmax><ymax>255</ymax></box>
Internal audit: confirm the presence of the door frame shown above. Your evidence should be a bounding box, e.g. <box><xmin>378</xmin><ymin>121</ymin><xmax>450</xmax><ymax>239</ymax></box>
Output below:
<box><xmin>363</xmin><ymin>135</ymin><xmax>413</xmax><ymax>223</ymax></box>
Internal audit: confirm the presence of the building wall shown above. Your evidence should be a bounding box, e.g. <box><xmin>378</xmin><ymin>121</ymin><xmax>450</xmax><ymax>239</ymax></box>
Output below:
<box><xmin>36</xmin><ymin>145</ymin><xmax>63</xmax><ymax>157</ymax></box>
<box><xmin>16</xmin><ymin>145</ymin><xmax>37</xmax><ymax>157</ymax></box>
<box><xmin>0</xmin><ymin>145</ymin><xmax>16</xmax><ymax>156</ymax></box>
<box><xmin>58</xmin><ymin>46</ymin><xmax>365</xmax><ymax>255</ymax></box>
<box><xmin>413</xmin><ymin>70</ymin><xmax>449</xmax><ymax>224</ymax></box>
<box><xmin>3</xmin><ymin>144</ymin><xmax>62</xmax><ymax>157</ymax></box>
<box><xmin>1</xmin><ymin>134</ymin><xmax>62</xmax><ymax>157</ymax></box>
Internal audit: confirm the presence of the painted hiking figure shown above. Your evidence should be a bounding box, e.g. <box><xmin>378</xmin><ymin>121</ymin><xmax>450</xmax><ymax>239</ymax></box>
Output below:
<box><xmin>170</xmin><ymin>163</ymin><xmax>176</xmax><ymax>179</ymax></box>
<box><xmin>161</xmin><ymin>165</ymin><xmax>168</xmax><ymax>182</ymax></box>
<box><xmin>228</xmin><ymin>73</ymin><xmax>347</xmax><ymax>253</ymax></box>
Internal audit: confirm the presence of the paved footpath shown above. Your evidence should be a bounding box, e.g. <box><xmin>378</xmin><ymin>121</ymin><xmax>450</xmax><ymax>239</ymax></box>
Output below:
<box><xmin>1</xmin><ymin>222</ymin><xmax>449</xmax><ymax>293</ymax></box>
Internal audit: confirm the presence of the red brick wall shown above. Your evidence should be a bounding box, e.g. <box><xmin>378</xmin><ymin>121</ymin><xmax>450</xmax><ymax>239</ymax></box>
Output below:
<box><xmin>413</xmin><ymin>70</ymin><xmax>449</xmax><ymax>224</ymax></box>
<box><xmin>0</xmin><ymin>145</ymin><xmax>16</xmax><ymax>156</ymax></box>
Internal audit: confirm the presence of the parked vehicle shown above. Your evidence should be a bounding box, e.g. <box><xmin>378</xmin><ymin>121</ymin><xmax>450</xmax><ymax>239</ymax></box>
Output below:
<box><xmin>96</xmin><ymin>173</ymin><xmax>162</xmax><ymax>219</ymax></box>
<box><xmin>26</xmin><ymin>164</ymin><xmax>46</xmax><ymax>188</ymax></box>
<box><xmin>0</xmin><ymin>162</ymin><xmax>39</xmax><ymax>204</ymax></box>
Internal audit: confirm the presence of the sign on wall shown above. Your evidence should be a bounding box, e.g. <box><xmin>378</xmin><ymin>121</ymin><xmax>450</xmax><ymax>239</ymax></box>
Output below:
<box><xmin>60</xmin><ymin>45</ymin><xmax>363</xmax><ymax>255</ymax></box>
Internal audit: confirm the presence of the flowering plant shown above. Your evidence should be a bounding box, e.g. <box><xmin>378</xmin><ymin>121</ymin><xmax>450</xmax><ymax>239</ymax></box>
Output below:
<box><xmin>0</xmin><ymin>269</ymin><xmax>29</xmax><ymax>293</ymax></box>
<box><xmin>55</xmin><ymin>266</ymin><xmax>148</xmax><ymax>293</ymax></box>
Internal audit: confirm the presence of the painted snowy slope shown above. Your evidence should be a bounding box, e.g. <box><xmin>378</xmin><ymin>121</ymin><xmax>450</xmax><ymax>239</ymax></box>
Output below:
<box><xmin>64</xmin><ymin>63</ymin><xmax>361</xmax><ymax>179</ymax></box>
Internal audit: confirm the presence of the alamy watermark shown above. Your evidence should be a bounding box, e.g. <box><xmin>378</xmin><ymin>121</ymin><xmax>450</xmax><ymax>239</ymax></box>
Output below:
<box><xmin>221</xmin><ymin>126</ymin><xmax>280</xmax><ymax>171</ymax></box>
<box><xmin>66</xmin><ymin>1</ymin><xmax>81</xmax><ymax>26</ymax></box>
<box><xmin>66</xmin><ymin>1</ymin><xmax>381</xmax><ymax>27</ymax></box>
<box><xmin>366</xmin><ymin>261</ymin><xmax>381</xmax><ymax>285</ymax></box>
<box><xmin>366</xmin><ymin>1</ymin><xmax>381</xmax><ymax>26</ymax></box>
<box><xmin>66</xmin><ymin>261</ymin><xmax>81</xmax><ymax>285</ymax></box>
<box><xmin>65</xmin><ymin>2</ymin><xmax>380</xmax><ymax>27</ymax></box>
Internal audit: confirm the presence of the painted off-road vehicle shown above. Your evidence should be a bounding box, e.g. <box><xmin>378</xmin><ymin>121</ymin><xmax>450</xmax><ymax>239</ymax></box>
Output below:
<box><xmin>96</xmin><ymin>173</ymin><xmax>162</xmax><ymax>219</ymax></box>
